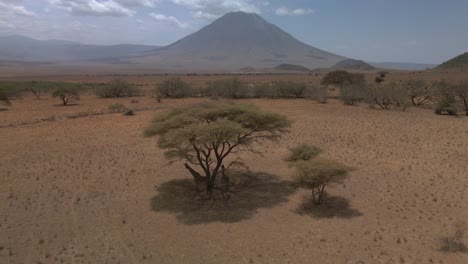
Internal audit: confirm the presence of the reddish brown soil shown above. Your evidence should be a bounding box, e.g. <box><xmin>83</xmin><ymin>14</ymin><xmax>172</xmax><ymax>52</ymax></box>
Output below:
<box><xmin>1</xmin><ymin>75</ymin><xmax>467</xmax><ymax>263</ymax></box>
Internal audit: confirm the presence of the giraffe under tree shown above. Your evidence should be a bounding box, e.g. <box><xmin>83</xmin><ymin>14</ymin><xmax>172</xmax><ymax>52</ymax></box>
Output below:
<box><xmin>144</xmin><ymin>102</ymin><xmax>291</xmax><ymax>199</ymax></box>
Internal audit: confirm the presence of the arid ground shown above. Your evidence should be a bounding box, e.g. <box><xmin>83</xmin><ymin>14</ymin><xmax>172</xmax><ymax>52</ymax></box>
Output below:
<box><xmin>1</xmin><ymin>74</ymin><xmax>467</xmax><ymax>264</ymax></box>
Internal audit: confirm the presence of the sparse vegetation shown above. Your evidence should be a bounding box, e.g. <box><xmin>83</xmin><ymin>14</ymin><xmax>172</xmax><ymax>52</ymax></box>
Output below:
<box><xmin>145</xmin><ymin>102</ymin><xmax>290</xmax><ymax>199</ymax></box>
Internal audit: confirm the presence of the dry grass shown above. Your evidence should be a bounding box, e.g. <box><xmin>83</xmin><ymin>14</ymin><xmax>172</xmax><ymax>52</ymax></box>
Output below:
<box><xmin>1</xmin><ymin>73</ymin><xmax>467</xmax><ymax>263</ymax></box>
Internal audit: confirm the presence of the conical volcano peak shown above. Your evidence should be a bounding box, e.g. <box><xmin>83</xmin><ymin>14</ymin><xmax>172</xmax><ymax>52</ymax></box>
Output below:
<box><xmin>135</xmin><ymin>12</ymin><xmax>346</xmax><ymax>71</ymax></box>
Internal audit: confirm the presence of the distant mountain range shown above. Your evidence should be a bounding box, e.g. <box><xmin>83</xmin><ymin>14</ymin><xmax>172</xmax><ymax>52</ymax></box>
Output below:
<box><xmin>0</xmin><ymin>35</ymin><xmax>158</xmax><ymax>63</ymax></box>
<box><xmin>0</xmin><ymin>12</ymin><xmax>446</xmax><ymax>72</ymax></box>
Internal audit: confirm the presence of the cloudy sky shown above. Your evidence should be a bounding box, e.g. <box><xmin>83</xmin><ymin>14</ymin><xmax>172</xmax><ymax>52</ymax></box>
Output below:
<box><xmin>1</xmin><ymin>0</ymin><xmax>467</xmax><ymax>64</ymax></box>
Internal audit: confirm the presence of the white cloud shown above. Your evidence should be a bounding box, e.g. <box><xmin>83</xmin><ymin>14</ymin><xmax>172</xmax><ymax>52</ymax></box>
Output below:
<box><xmin>150</xmin><ymin>13</ymin><xmax>189</xmax><ymax>28</ymax></box>
<box><xmin>275</xmin><ymin>6</ymin><xmax>314</xmax><ymax>16</ymax></box>
<box><xmin>47</xmin><ymin>0</ymin><xmax>135</xmax><ymax>17</ymax></box>
<box><xmin>117</xmin><ymin>0</ymin><xmax>158</xmax><ymax>7</ymax></box>
<box><xmin>0</xmin><ymin>2</ymin><xmax>36</xmax><ymax>16</ymax></box>
<box><xmin>171</xmin><ymin>0</ymin><xmax>260</xmax><ymax>20</ymax></box>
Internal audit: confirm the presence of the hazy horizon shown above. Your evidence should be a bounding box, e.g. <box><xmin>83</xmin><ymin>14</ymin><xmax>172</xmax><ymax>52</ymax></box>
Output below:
<box><xmin>1</xmin><ymin>0</ymin><xmax>467</xmax><ymax>64</ymax></box>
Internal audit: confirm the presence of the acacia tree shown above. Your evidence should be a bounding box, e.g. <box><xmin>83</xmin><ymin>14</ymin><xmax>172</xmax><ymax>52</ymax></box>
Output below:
<box><xmin>145</xmin><ymin>102</ymin><xmax>291</xmax><ymax>198</ymax></box>
<box><xmin>52</xmin><ymin>86</ymin><xmax>80</xmax><ymax>106</ymax></box>
<box><xmin>322</xmin><ymin>70</ymin><xmax>366</xmax><ymax>105</ymax></box>
<box><xmin>294</xmin><ymin>159</ymin><xmax>350</xmax><ymax>204</ymax></box>
<box><xmin>30</xmin><ymin>81</ymin><xmax>51</xmax><ymax>100</ymax></box>
<box><xmin>405</xmin><ymin>80</ymin><xmax>432</xmax><ymax>106</ymax></box>
<box><xmin>95</xmin><ymin>79</ymin><xmax>138</xmax><ymax>98</ymax></box>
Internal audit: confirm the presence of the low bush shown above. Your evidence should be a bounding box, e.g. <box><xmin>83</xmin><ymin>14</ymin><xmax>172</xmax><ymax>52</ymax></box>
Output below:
<box><xmin>95</xmin><ymin>79</ymin><xmax>139</xmax><ymax>98</ymax></box>
<box><xmin>286</xmin><ymin>144</ymin><xmax>322</xmax><ymax>162</ymax></box>
<box><xmin>293</xmin><ymin>159</ymin><xmax>351</xmax><ymax>205</ymax></box>
<box><xmin>204</xmin><ymin>78</ymin><xmax>249</xmax><ymax>99</ymax></box>
<box><xmin>108</xmin><ymin>103</ymin><xmax>126</xmax><ymax>113</ymax></box>
<box><xmin>156</xmin><ymin>78</ymin><xmax>193</xmax><ymax>98</ymax></box>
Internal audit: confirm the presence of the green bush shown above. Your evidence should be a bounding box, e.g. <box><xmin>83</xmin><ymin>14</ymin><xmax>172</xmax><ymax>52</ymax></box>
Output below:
<box><xmin>0</xmin><ymin>81</ymin><xmax>25</xmax><ymax>99</ymax></box>
<box><xmin>0</xmin><ymin>87</ymin><xmax>11</xmax><ymax>106</ymax></box>
<box><xmin>95</xmin><ymin>79</ymin><xmax>139</xmax><ymax>98</ymax></box>
<box><xmin>273</xmin><ymin>81</ymin><xmax>308</xmax><ymax>98</ymax></box>
<box><xmin>204</xmin><ymin>78</ymin><xmax>249</xmax><ymax>99</ymax></box>
<box><xmin>108</xmin><ymin>103</ymin><xmax>126</xmax><ymax>113</ymax></box>
<box><xmin>293</xmin><ymin>159</ymin><xmax>351</xmax><ymax>205</ymax></box>
<box><xmin>286</xmin><ymin>144</ymin><xmax>322</xmax><ymax>162</ymax></box>
<box><xmin>156</xmin><ymin>77</ymin><xmax>193</xmax><ymax>98</ymax></box>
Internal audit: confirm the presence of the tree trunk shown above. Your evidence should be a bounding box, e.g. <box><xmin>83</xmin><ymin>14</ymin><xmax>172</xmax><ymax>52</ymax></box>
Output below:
<box><xmin>317</xmin><ymin>185</ymin><xmax>326</xmax><ymax>204</ymax></box>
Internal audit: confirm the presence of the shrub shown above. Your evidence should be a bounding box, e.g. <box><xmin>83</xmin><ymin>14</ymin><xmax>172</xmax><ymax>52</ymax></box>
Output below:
<box><xmin>204</xmin><ymin>78</ymin><xmax>249</xmax><ymax>99</ymax></box>
<box><xmin>365</xmin><ymin>82</ymin><xmax>409</xmax><ymax>111</ymax></box>
<box><xmin>52</xmin><ymin>86</ymin><xmax>80</xmax><ymax>106</ymax></box>
<box><xmin>95</xmin><ymin>79</ymin><xmax>138</xmax><ymax>98</ymax></box>
<box><xmin>273</xmin><ymin>81</ymin><xmax>308</xmax><ymax>98</ymax></box>
<box><xmin>439</xmin><ymin>223</ymin><xmax>467</xmax><ymax>253</ymax></box>
<box><xmin>29</xmin><ymin>81</ymin><xmax>51</xmax><ymax>100</ymax></box>
<box><xmin>286</xmin><ymin>144</ymin><xmax>322</xmax><ymax>162</ymax></box>
<box><xmin>435</xmin><ymin>98</ymin><xmax>458</xmax><ymax>116</ymax></box>
<box><xmin>123</xmin><ymin>109</ymin><xmax>135</xmax><ymax>116</ymax></box>
<box><xmin>293</xmin><ymin>159</ymin><xmax>351</xmax><ymax>204</ymax></box>
<box><xmin>0</xmin><ymin>81</ymin><xmax>25</xmax><ymax>100</ymax></box>
<box><xmin>108</xmin><ymin>103</ymin><xmax>126</xmax><ymax>113</ymax></box>
<box><xmin>0</xmin><ymin>87</ymin><xmax>11</xmax><ymax>106</ymax></box>
<box><xmin>309</xmin><ymin>85</ymin><xmax>328</xmax><ymax>104</ymax></box>
<box><xmin>405</xmin><ymin>80</ymin><xmax>432</xmax><ymax>106</ymax></box>
<box><xmin>431</xmin><ymin>80</ymin><xmax>458</xmax><ymax>115</ymax></box>
<box><xmin>156</xmin><ymin>77</ymin><xmax>193</xmax><ymax>98</ymax></box>
<box><xmin>340</xmin><ymin>84</ymin><xmax>366</xmax><ymax>105</ymax></box>
<box><xmin>252</xmin><ymin>83</ymin><xmax>275</xmax><ymax>98</ymax></box>
<box><xmin>452</xmin><ymin>80</ymin><xmax>468</xmax><ymax>116</ymax></box>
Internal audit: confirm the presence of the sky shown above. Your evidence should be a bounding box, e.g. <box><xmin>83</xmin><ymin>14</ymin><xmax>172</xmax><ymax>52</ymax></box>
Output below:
<box><xmin>0</xmin><ymin>0</ymin><xmax>467</xmax><ymax>64</ymax></box>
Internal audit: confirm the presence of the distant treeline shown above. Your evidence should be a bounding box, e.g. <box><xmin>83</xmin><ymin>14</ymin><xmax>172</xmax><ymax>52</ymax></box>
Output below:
<box><xmin>1</xmin><ymin>72</ymin><xmax>467</xmax><ymax>116</ymax></box>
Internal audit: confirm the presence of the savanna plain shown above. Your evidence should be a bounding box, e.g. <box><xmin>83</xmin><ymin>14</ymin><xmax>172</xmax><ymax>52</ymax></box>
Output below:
<box><xmin>1</xmin><ymin>72</ymin><xmax>467</xmax><ymax>264</ymax></box>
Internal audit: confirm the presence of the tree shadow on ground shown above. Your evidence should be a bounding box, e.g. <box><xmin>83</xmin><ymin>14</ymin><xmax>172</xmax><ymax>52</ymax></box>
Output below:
<box><xmin>295</xmin><ymin>193</ymin><xmax>362</xmax><ymax>219</ymax></box>
<box><xmin>150</xmin><ymin>171</ymin><xmax>296</xmax><ymax>225</ymax></box>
